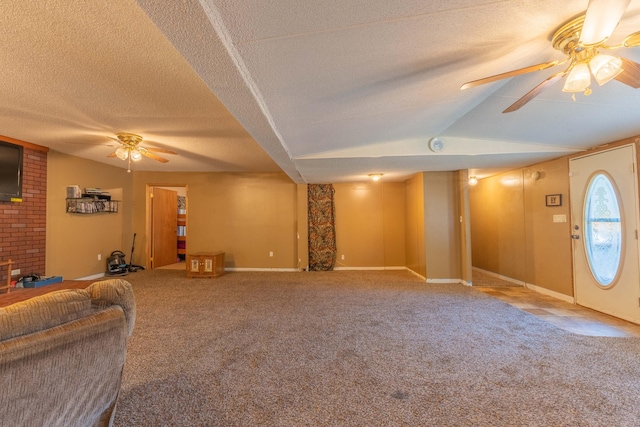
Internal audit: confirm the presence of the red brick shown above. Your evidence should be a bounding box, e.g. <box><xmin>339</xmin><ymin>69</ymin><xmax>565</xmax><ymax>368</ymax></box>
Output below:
<box><xmin>0</xmin><ymin>147</ymin><xmax>48</xmax><ymax>275</ymax></box>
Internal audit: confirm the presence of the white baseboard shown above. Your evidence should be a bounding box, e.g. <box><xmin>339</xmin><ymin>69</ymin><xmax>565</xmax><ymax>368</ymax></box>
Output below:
<box><xmin>426</xmin><ymin>278</ymin><xmax>470</xmax><ymax>286</ymax></box>
<box><xmin>406</xmin><ymin>268</ymin><xmax>426</xmax><ymax>281</ymax></box>
<box><xmin>76</xmin><ymin>273</ymin><xmax>105</xmax><ymax>281</ymax></box>
<box><xmin>472</xmin><ymin>267</ymin><xmax>574</xmax><ymax>304</ymax></box>
<box><xmin>472</xmin><ymin>267</ymin><xmax>526</xmax><ymax>286</ymax></box>
<box><xmin>333</xmin><ymin>266</ymin><xmax>406</xmax><ymax>271</ymax></box>
<box><xmin>401</xmin><ymin>268</ymin><xmax>468</xmax><ymax>285</ymax></box>
<box><xmin>524</xmin><ymin>282</ymin><xmax>575</xmax><ymax>304</ymax></box>
<box><xmin>225</xmin><ymin>268</ymin><xmax>300</xmax><ymax>272</ymax></box>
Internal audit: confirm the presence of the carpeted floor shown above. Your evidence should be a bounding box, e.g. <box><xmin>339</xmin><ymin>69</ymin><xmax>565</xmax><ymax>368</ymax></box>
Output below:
<box><xmin>114</xmin><ymin>269</ymin><xmax>640</xmax><ymax>426</ymax></box>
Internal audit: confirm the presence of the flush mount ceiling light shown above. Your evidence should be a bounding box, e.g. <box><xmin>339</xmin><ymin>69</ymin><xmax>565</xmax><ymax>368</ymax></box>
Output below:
<box><xmin>428</xmin><ymin>137</ymin><xmax>444</xmax><ymax>153</ymax></box>
<box><xmin>107</xmin><ymin>133</ymin><xmax>177</xmax><ymax>173</ymax></box>
<box><xmin>369</xmin><ymin>173</ymin><xmax>383</xmax><ymax>182</ymax></box>
<box><xmin>460</xmin><ymin>0</ymin><xmax>640</xmax><ymax>112</ymax></box>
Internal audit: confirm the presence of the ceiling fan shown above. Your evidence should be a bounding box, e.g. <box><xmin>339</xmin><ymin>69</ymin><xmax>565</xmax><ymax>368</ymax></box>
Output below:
<box><xmin>107</xmin><ymin>132</ymin><xmax>177</xmax><ymax>172</ymax></box>
<box><xmin>461</xmin><ymin>0</ymin><xmax>640</xmax><ymax>113</ymax></box>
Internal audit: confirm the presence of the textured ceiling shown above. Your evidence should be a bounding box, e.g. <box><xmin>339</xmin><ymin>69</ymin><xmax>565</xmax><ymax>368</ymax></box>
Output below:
<box><xmin>3</xmin><ymin>0</ymin><xmax>640</xmax><ymax>182</ymax></box>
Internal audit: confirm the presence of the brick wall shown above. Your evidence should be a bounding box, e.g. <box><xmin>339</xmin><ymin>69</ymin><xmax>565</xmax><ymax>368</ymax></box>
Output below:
<box><xmin>0</xmin><ymin>147</ymin><xmax>47</xmax><ymax>283</ymax></box>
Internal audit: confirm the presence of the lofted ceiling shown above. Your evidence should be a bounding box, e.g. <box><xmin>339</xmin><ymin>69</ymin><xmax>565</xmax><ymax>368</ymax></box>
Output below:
<box><xmin>3</xmin><ymin>0</ymin><xmax>640</xmax><ymax>183</ymax></box>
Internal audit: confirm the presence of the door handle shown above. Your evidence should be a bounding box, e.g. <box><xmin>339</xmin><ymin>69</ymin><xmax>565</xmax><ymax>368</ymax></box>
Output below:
<box><xmin>571</xmin><ymin>234</ymin><xmax>580</xmax><ymax>239</ymax></box>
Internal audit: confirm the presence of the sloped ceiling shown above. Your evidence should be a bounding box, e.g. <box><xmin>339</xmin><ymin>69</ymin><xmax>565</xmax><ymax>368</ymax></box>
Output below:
<box><xmin>3</xmin><ymin>0</ymin><xmax>640</xmax><ymax>182</ymax></box>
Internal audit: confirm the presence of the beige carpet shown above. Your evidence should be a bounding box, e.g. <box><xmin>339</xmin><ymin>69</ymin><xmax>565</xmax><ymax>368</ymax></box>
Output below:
<box><xmin>114</xmin><ymin>269</ymin><xmax>640</xmax><ymax>426</ymax></box>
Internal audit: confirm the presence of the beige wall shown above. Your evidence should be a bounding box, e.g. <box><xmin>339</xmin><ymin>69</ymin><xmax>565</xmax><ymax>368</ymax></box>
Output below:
<box><xmin>333</xmin><ymin>182</ymin><xmax>406</xmax><ymax>268</ymax></box>
<box><xmin>46</xmin><ymin>151</ymin><xmax>133</xmax><ymax>279</ymax></box>
<box><xmin>405</xmin><ymin>174</ymin><xmax>426</xmax><ymax>277</ymax></box>
<box><xmin>470</xmin><ymin>157</ymin><xmax>573</xmax><ymax>295</ymax></box>
<box><xmin>470</xmin><ymin>170</ymin><xmax>526</xmax><ymax>279</ymax></box>
<box><xmin>46</xmin><ymin>153</ymin><xmax>470</xmax><ymax>279</ymax></box>
<box><xmin>404</xmin><ymin>172</ymin><xmax>465</xmax><ymax>281</ymax></box>
<box><xmin>424</xmin><ymin>172</ymin><xmax>462</xmax><ymax>280</ymax></box>
<box><xmin>132</xmin><ymin>171</ymin><xmax>299</xmax><ymax>269</ymax></box>
<box><xmin>458</xmin><ymin>170</ymin><xmax>473</xmax><ymax>285</ymax></box>
<box><xmin>523</xmin><ymin>158</ymin><xmax>572</xmax><ymax>295</ymax></box>
<box><xmin>296</xmin><ymin>184</ymin><xmax>308</xmax><ymax>270</ymax></box>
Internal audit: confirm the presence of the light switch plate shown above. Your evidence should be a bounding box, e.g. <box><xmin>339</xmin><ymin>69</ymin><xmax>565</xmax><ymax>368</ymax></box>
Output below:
<box><xmin>553</xmin><ymin>214</ymin><xmax>567</xmax><ymax>223</ymax></box>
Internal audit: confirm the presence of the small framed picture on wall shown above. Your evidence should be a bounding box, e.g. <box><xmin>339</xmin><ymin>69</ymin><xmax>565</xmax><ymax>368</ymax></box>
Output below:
<box><xmin>545</xmin><ymin>194</ymin><xmax>562</xmax><ymax>207</ymax></box>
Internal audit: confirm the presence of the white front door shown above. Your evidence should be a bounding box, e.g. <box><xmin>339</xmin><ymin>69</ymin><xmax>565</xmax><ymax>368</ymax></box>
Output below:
<box><xmin>570</xmin><ymin>144</ymin><xmax>640</xmax><ymax>323</ymax></box>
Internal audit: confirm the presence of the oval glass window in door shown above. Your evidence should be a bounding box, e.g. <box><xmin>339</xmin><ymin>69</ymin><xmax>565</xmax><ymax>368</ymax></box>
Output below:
<box><xmin>584</xmin><ymin>173</ymin><xmax>623</xmax><ymax>287</ymax></box>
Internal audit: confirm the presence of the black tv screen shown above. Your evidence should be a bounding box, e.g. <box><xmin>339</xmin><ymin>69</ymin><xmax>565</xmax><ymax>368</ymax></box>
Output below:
<box><xmin>0</xmin><ymin>141</ymin><xmax>23</xmax><ymax>202</ymax></box>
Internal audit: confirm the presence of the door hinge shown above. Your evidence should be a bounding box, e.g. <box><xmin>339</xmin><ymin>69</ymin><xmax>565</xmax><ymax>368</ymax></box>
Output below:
<box><xmin>150</xmin><ymin>193</ymin><xmax>154</xmax><ymax>198</ymax></box>
<box><xmin>633</xmin><ymin>163</ymin><xmax>636</xmax><ymax>173</ymax></box>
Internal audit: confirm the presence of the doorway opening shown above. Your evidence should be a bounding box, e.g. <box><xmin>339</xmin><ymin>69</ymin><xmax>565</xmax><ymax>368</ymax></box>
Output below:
<box><xmin>146</xmin><ymin>185</ymin><xmax>188</xmax><ymax>269</ymax></box>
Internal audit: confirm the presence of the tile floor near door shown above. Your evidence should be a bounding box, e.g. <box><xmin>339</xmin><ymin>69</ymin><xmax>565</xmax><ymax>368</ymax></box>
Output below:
<box><xmin>473</xmin><ymin>270</ymin><xmax>640</xmax><ymax>338</ymax></box>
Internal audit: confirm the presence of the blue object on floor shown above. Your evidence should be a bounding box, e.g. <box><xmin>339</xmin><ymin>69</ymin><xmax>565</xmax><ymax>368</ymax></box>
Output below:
<box><xmin>23</xmin><ymin>276</ymin><xmax>63</xmax><ymax>288</ymax></box>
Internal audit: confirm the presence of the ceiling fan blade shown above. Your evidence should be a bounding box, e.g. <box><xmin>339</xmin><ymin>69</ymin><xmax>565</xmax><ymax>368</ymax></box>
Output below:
<box><xmin>622</xmin><ymin>31</ymin><xmax>640</xmax><ymax>47</ymax></box>
<box><xmin>580</xmin><ymin>0</ymin><xmax>631</xmax><ymax>45</ymax></box>
<box><xmin>141</xmin><ymin>150</ymin><xmax>169</xmax><ymax>163</ymax></box>
<box><xmin>106</xmin><ymin>152</ymin><xmax>117</xmax><ymax>158</ymax></box>
<box><xmin>145</xmin><ymin>147</ymin><xmax>177</xmax><ymax>155</ymax></box>
<box><xmin>614</xmin><ymin>57</ymin><xmax>640</xmax><ymax>88</ymax></box>
<box><xmin>502</xmin><ymin>71</ymin><xmax>567</xmax><ymax>114</ymax></box>
<box><xmin>66</xmin><ymin>141</ymin><xmax>117</xmax><ymax>146</ymax></box>
<box><xmin>460</xmin><ymin>60</ymin><xmax>563</xmax><ymax>90</ymax></box>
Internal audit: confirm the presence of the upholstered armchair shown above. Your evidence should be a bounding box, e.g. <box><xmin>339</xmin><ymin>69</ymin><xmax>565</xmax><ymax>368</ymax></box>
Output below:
<box><xmin>0</xmin><ymin>278</ymin><xmax>135</xmax><ymax>427</ymax></box>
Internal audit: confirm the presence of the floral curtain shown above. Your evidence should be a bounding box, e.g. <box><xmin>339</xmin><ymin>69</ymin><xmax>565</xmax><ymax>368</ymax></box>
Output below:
<box><xmin>308</xmin><ymin>184</ymin><xmax>337</xmax><ymax>271</ymax></box>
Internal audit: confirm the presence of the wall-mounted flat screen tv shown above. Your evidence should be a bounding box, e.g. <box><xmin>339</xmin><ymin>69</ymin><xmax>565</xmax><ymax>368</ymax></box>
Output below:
<box><xmin>0</xmin><ymin>140</ymin><xmax>23</xmax><ymax>202</ymax></box>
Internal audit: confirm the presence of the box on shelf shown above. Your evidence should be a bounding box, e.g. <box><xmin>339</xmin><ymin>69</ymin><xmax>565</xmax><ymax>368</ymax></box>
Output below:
<box><xmin>66</xmin><ymin>185</ymin><xmax>81</xmax><ymax>198</ymax></box>
<box><xmin>82</xmin><ymin>193</ymin><xmax>111</xmax><ymax>201</ymax></box>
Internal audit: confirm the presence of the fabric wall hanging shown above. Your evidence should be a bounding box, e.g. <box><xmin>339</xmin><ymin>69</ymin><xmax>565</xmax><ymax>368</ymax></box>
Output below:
<box><xmin>308</xmin><ymin>184</ymin><xmax>337</xmax><ymax>271</ymax></box>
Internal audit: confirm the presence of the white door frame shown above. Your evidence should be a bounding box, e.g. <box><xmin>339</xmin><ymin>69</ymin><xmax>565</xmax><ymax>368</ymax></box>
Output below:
<box><xmin>569</xmin><ymin>143</ymin><xmax>640</xmax><ymax>322</ymax></box>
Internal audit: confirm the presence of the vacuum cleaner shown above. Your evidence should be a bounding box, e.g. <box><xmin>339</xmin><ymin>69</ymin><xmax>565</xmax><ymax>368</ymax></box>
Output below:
<box><xmin>127</xmin><ymin>233</ymin><xmax>145</xmax><ymax>272</ymax></box>
<box><xmin>105</xmin><ymin>233</ymin><xmax>146</xmax><ymax>276</ymax></box>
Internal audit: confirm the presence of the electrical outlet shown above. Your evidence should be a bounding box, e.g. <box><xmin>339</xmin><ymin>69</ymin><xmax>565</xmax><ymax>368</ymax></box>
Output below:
<box><xmin>11</xmin><ymin>268</ymin><xmax>20</xmax><ymax>276</ymax></box>
<box><xmin>269</xmin><ymin>251</ymin><xmax>274</xmax><ymax>257</ymax></box>
<box><xmin>97</xmin><ymin>254</ymin><xmax>102</xmax><ymax>261</ymax></box>
<box><xmin>341</xmin><ymin>255</ymin><xmax>345</xmax><ymax>260</ymax></box>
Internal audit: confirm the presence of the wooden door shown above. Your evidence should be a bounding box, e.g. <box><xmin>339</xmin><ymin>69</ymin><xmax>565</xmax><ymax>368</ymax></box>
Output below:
<box><xmin>570</xmin><ymin>145</ymin><xmax>640</xmax><ymax>323</ymax></box>
<box><xmin>151</xmin><ymin>187</ymin><xmax>178</xmax><ymax>268</ymax></box>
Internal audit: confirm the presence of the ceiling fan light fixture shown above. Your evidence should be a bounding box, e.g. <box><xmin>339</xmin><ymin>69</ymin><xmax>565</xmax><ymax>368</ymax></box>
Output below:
<box><xmin>589</xmin><ymin>54</ymin><xmax>623</xmax><ymax>85</ymax></box>
<box><xmin>115</xmin><ymin>147</ymin><xmax>129</xmax><ymax>160</ymax></box>
<box><xmin>562</xmin><ymin>62</ymin><xmax>591</xmax><ymax>93</ymax></box>
<box><xmin>130</xmin><ymin>149</ymin><xmax>143</xmax><ymax>161</ymax></box>
<box><xmin>580</xmin><ymin>0</ymin><xmax>631</xmax><ymax>45</ymax></box>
